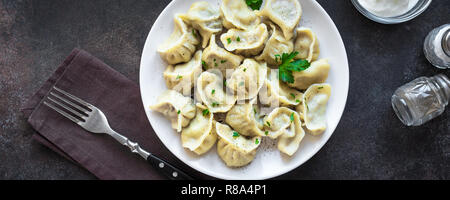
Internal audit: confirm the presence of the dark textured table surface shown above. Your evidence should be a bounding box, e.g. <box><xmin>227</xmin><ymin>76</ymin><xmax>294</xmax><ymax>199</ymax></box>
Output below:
<box><xmin>1</xmin><ymin>0</ymin><xmax>449</xmax><ymax>180</ymax></box>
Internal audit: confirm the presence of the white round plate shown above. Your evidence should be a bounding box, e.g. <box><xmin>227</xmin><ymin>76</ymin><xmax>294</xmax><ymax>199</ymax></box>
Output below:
<box><xmin>140</xmin><ymin>0</ymin><xmax>349</xmax><ymax>180</ymax></box>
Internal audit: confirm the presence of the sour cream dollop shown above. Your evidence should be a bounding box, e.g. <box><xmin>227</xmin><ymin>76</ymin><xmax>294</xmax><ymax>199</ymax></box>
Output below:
<box><xmin>358</xmin><ymin>0</ymin><xmax>419</xmax><ymax>17</ymax></box>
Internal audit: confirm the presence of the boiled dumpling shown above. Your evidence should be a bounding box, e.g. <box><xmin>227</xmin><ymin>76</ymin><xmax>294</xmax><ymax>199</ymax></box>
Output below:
<box><xmin>197</xmin><ymin>71</ymin><xmax>237</xmax><ymax>113</ymax></box>
<box><xmin>226</xmin><ymin>59</ymin><xmax>267</xmax><ymax>101</ymax></box>
<box><xmin>163</xmin><ymin>50</ymin><xmax>203</xmax><ymax>96</ymax></box>
<box><xmin>157</xmin><ymin>14</ymin><xmax>200</xmax><ymax>65</ymax></box>
<box><xmin>294</xmin><ymin>27</ymin><xmax>320</xmax><ymax>62</ymax></box>
<box><xmin>202</xmin><ymin>34</ymin><xmax>244</xmax><ymax>78</ymax></box>
<box><xmin>220</xmin><ymin>24</ymin><xmax>269</xmax><ymax>57</ymax></box>
<box><xmin>277</xmin><ymin>111</ymin><xmax>305</xmax><ymax>156</ymax></box>
<box><xmin>150</xmin><ymin>90</ymin><xmax>196</xmax><ymax>132</ymax></box>
<box><xmin>303</xmin><ymin>84</ymin><xmax>331</xmax><ymax>136</ymax></box>
<box><xmin>220</xmin><ymin>0</ymin><xmax>260</xmax><ymax>30</ymax></box>
<box><xmin>181</xmin><ymin>104</ymin><xmax>217</xmax><ymax>155</ymax></box>
<box><xmin>216</xmin><ymin>122</ymin><xmax>261</xmax><ymax>167</ymax></box>
<box><xmin>263</xmin><ymin>107</ymin><xmax>295</xmax><ymax>139</ymax></box>
<box><xmin>225</xmin><ymin>98</ymin><xmax>265</xmax><ymax>137</ymax></box>
<box><xmin>257</xmin><ymin>0</ymin><xmax>302</xmax><ymax>40</ymax></box>
<box><xmin>256</xmin><ymin>22</ymin><xmax>294</xmax><ymax>66</ymax></box>
<box><xmin>180</xmin><ymin>2</ymin><xmax>223</xmax><ymax>48</ymax></box>
<box><xmin>259</xmin><ymin>70</ymin><xmax>303</xmax><ymax>108</ymax></box>
<box><xmin>288</xmin><ymin>59</ymin><xmax>330</xmax><ymax>90</ymax></box>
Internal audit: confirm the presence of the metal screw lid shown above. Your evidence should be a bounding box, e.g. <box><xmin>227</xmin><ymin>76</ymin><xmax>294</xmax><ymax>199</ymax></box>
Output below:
<box><xmin>442</xmin><ymin>29</ymin><xmax>450</xmax><ymax>57</ymax></box>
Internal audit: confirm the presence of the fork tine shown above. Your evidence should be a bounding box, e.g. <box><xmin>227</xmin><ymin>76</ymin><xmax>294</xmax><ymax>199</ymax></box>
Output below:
<box><xmin>43</xmin><ymin>101</ymin><xmax>82</xmax><ymax>124</ymax></box>
<box><xmin>50</xmin><ymin>92</ymin><xmax>90</xmax><ymax>114</ymax></box>
<box><xmin>47</xmin><ymin>96</ymin><xmax>86</xmax><ymax>120</ymax></box>
<box><xmin>53</xmin><ymin>87</ymin><xmax>93</xmax><ymax>109</ymax></box>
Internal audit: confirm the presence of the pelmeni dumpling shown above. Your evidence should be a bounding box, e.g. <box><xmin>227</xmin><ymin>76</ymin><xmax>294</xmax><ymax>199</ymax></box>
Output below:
<box><xmin>263</xmin><ymin>107</ymin><xmax>295</xmax><ymax>139</ymax></box>
<box><xmin>180</xmin><ymin>2</ymin><xmax>223</xmax><ymax>48</ymax></box>
<box><xmin>277</xmin><ymin>111</ymin><xmax>305</xmax><ymax>156</ymax></box>
<box><xmin>216</xmin><ymin>122</ymin><xmax>261</xmax><ymax>167</ymax></box>
<box><xmin>225</xmin><ymin>98</ymin><xmax>265</xmax><ymax>137</ymax></box>
<box><xmin>163</xmin><ymin>50</ymin><xmax>203</xmax><ymax>96</ymax></box>
<box><xmin>220</xmin><ymin>0</ymin><xmax>260</xmax><ymax>30</ymax></box>
<box><xmin>197</xmin><ymin>71</ymin><xmax>237</xmax><ymax>113</ymax></box>
<box><xmin>259</xmin><ymin>70</ymin><xmax>303</xmax><ymax>108</ymax></box>
<box><xmin>220</xmin><ymin>24</ymin><xmax>269</xmax><ymax>57</ymax></box>
<box><xmin>288</xmin><ymin>59</ymin><xmax>330</xmax><ymax>90</ymax></box>
<box><xmin>157</xmin><ymin>14</ymin><xmax>200</xmax><ymax>65</ymax></box>
<box><xmin>303</xmin><ymin>84</ymin><xmax>331</xmax><ymax>136</ymax></box>
<box><xmin>257</xmin><ymin>0</ymin><xmax>302</xmax><ymax>40</ymax></box>
<box><xmin>256</xmin><ymin>23</ymin><xmax>294</xmax><ymax>66</ymax></box>
<box><xmin>227</xmin><ymin>59</ymin><xmax>267</xmax><ymax>101</ymax></box>
<box><xmin>202</xmin><ymin>34</ymin><xmax>244</xmax><ymax>78</ymax></box>
<box><xmin>294</xmin><ymin>27</ymin><xmax>320</xmax><ymax>62</ymax></box>
<box><xmin>150</xmin><ymin>90</ymin><xmax>196</xmax><ymax>132</ymax></box>
<box><xmin>181</xmin><ymin>104</ymin><xmax>217</xmax><ymax>155</ymax></box>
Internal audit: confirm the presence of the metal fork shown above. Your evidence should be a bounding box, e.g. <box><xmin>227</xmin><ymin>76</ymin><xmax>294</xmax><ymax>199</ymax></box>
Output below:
<box><xmin>43</xmin><ymin>86</ymin><xmax>193</xmax><ymax>180</ymax></box>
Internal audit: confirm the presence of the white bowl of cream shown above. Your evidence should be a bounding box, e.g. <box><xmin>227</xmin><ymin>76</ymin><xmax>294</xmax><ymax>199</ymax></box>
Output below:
<box><xmin>351</xmin><ymin>0</ymin><xmax>432</xmax><ymax>24</ymax></box>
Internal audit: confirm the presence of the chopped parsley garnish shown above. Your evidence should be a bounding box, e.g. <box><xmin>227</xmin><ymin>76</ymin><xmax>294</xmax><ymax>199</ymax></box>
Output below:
<box><xmin>265</xmin><ymin>131</ymin><xmax>269</xmax><ymax>135</ymax></box>
<box><xmin>214</xmin><ymin>62</ymin><xmax>218</xmax><ymax>67</ymax></box>
<box><xmin>253</xmin><ymin>108</ymin><xmax>257</xmax><ymax>114</ymax></box>
<box><xmin>176</xmin><ymin>75</ymin><xmax>183</xmax><ymax>80</ymax></box>
<box><xmin>290</xmin><ymin>93</ymin><xmax>296</xmax><ymax>99</ymax></box>
<box><xmin>192</xmin><ymin>29</ymin><xmax>197</xmax><ymax>38</ymax></box>
<box><xmin>202</xmin><ymin>61</ymin><xmax>208</xmax><ymax>69</ymax></box>
<box><xmin>245</xmin><ymin>0</ymin><xmax>263</xmax><ymax>10</ymax></box>
<box><xmin>278</xmin><ymin>52</ymin><xmax>311</xmax><ymax>84</ymax></box>
<box><xmin>255</xmin><ymin>138</ymin><xmax>260</xmax><ymax>145</ymax></box>
<box><xmin>233</xmin><ymin>131</ymin><xmax>240</xmax><ymax>138</ymax></box>
<box><xmin>237</xmin><ymin>36</ymin><xmax>241</xmax><ymax>42</ymax></box>
<box><xmin>211</xmin><ymin>89</ymin><xmax>216</xmax><ymax>95</ymax></box>
<box><xmin>266</xmin><ymin>121</ymin><xmax>271</xmax><ymax>127</ymax></box>
<box><xmin>202</xmin><ymin>109</ymin><xmax>210</xmax><ymax>116</ymax></box>
<box><xmin>227</xmin><ymin>38</ymin><xmax>232</xmax><ymax>44</ymax></box>
<box><xmin>318</xmin><ymin>86</ymin><xmax>324</xmax><ymax>89</ymax></box>
<box><xmin>212</xmin><ymin>102</ymin><xmax>219</xmax><ymax>107</ymax></box>
<box><xmin>296</xmin><ymin>99</ymin><xmax>301</xmax><ymax>103</ymax></box>
<box><xmin>224</xmin><ymin>80</ymin><xmax>227</xmax><ymax>86</ymax></box>
<box><xmin>221</xmin><ymin>60</ymin><xmax>227</xmax><ymax>64</ymax></box>
<box><xmin>177</xmin><ymin>110</ymin><xmax>181</xmax><ymax>115</ymax></box>
<box><xmin>275</xmin><ymin>54</ymin><xmax>281</xmax><ymax>63</ymax></box>
<box><xmin>290</xmin><ymin>113</ymin><xmax>295</xmax><ymax>122</ymax></box>
<box><xmin>243</xmin><ymin>68</ymin><xmax>247</xmax><ymax>72</ymax></box>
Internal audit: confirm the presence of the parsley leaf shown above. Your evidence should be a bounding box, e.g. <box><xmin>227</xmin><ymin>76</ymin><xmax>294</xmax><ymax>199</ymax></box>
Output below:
<box><xmin>290</xmin><ymin>93</ymin><xmax>296</xmax><ymax>99</ymax></box>
<box><xmin>202</xmin><ymin>109</ymin><xmax>210</xmax><ymax>116</ymax></box>
<box><xmin>245</xmin><ymin>0</ymin><xmax>263</xmax><ymax>10</ymax></box>
<box><xmin>211</xmin><ymin>89</ymin><xmax>215</xmax><ymax>95</ymax></box>
<box><xmin>227</xmin><ymin>38</ymin><xmax>232</xmax><ymax>44</ymax></box>
<box><xmin>177</xmin><ymin>110</ymin><xmax>181</xmax><ymax>115</ymax></box>
<box><xmin>233</xmin><ymin>131</ymin><xmax>240</xmax><ymax>138</ymax></box>
<box><xmin>266</xmin><ymin>121</ymin><xmax>271</xmax><ymax>127</ymax></box>
<box><xmin>278</xmin><ymin>52</ymin><xmax>311</xmax><ymax>84</ymax></box>
<box><xmin>255</xmin><ymin>138</ymin><xmax>260</xmax><ymax>145</ymax></box>
<box><xmin>176</xmin><ymin>75</ymin><xmax>183</xmax><ymax>80</ymax></box>
<box><xmin>237</xmin><ymin>36</ymin><xmax>241</xmax><ymax>42</ymax></box>
<box><xmin>212</xmin><ymin>102</ymin><xmax>219</xmax><ymax>107</ymax></box>
<box><xmin>221</xmin><ymin>60</ymin><xmax>227</xmax><ymax>64</ymax></box>
<box><xmin>265</xmin><ymin>131</ymin><xmax>269</xmax><ymax>135</ymax></box>
<box><xmin>290</xmin><ymin>113</ymin><xmax>295</xmax><ymax>122</ymax></box>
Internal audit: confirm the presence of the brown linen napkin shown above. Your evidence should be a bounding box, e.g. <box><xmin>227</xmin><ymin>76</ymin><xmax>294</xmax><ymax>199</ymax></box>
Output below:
<box><xmin>21</xmin><ymin>49</ymin><xmax>209</xmax><ymax>180</ymax></box>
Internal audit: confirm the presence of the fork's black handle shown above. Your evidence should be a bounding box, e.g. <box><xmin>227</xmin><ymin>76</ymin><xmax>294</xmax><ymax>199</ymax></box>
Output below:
<box><xmin>147</xmin><ymin>154</ymin><xmax>194</xmax><ymax>180</ymax></box>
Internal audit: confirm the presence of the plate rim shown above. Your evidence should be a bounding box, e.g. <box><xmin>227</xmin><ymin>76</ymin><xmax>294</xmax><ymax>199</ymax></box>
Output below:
<box><xmin>139</xmin><ymin>0</ymin><xmax>349</xmax><ymax>180</ymax></box>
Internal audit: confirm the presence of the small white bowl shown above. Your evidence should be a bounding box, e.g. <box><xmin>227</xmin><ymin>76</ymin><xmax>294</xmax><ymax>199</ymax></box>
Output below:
<box><xmin>351</xmin><ymin>0</ymin><xmax>432</xmax><ymax>24</ymax></box>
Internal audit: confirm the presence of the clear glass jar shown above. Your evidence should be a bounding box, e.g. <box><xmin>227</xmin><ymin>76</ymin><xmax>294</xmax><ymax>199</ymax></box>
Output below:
<box><xmin>351</xmin><ymin>0</ymin><xmax>432</xmax><ymax>24</ymax></box>
<box><xmin>392</xmin><ymin>74</ymin><xmax>450</xmax><ymax>126</ymax></box>
<box><xmin>424</xmin><ymin>24</ymin><xmax>450</xmax><ymax>69</ymax></box>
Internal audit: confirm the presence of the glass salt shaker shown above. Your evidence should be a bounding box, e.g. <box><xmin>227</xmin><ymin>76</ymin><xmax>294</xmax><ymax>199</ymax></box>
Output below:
<box><xmin>423</xmin><ymin>24</ymin><xmax>450</xmax><ymax>69</ymax></box>
<box><xmin>392</xmin><ymin>74</ymin><xmax>450</xmax><ymax>126</ymax></box>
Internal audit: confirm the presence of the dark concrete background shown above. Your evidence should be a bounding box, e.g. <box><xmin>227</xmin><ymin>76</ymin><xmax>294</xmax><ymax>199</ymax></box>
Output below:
<box><xmin>0</xmin><ymin>0</ymin><xmax>448</xmax><ymax>180</ymax></box>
